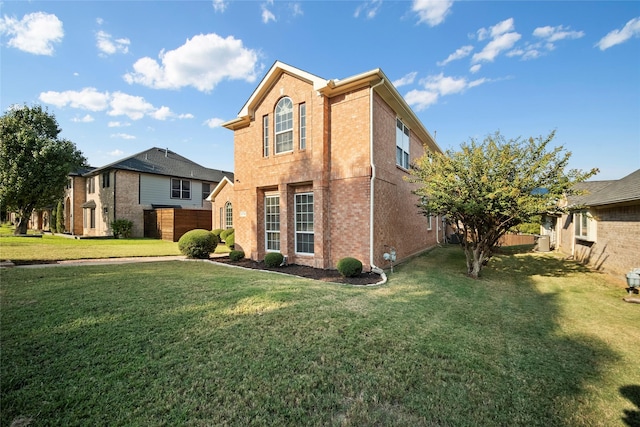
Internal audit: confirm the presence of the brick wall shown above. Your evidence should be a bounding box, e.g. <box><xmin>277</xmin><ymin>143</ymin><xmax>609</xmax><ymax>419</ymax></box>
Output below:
<box><xmin>114</xmin><ymin>170</ymin><xmax>143</xmax><ymax>237</ymax></box>
<box><xmin>230</xmin><ymin>70</ymin><xmax>439</xmax><ymax>270</ymax></box>
<box><xmin>574</xmin><ymin>204</ymin><xmax>640</xmax><ymax>276</ymax></box>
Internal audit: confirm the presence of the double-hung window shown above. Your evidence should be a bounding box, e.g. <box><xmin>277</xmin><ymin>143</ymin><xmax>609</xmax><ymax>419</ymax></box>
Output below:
<box><xmin>87</xmin><ymin>177</ymin><xmax>95</xmax><ymax>194</ymax></box>
<box><xmin>295</xmin><ymin>193</ymin><xmax>314</xmax><ymax>254</ymax></box>
<box><xmin>102</xmin><ymin>172</ymin><xmax>110</xmax><ymax>188</ymax></box>
<box><xmin>574</xmin><ymin>211</ymin><xmax>596</xmax><ymax>241</ymax></box>
<box><xmin>299</xmin><ymin>103</ymin><xmax>306</xmax><ymax>150</ymax></box>
<box><xmin>171</xmin><ymin>178</ymin><xmax>191</xmax><ymax>199</ymax></box>
<box><xmin>202</xmin><ymin>183</ymin><xmax>211</xmax><ymax>200</ymax></box>
<box><xmin>396</xmin><ymin>118</ymin><xmax>410</xmax><ymax>169</ymax></box>
<box><xmin>225</xmin><ymin>202</ymin><xmax>233</xmax><ymax>229</ymax></box>
<box><xmin>263</xmin><ymin>115</ymin><xmax>269</xmax><ymax>157</ymax></box>
<box><xmin>275</xmin><ymin>97</ymin><xmax>293</xmax><ymax>154</ymax></box>
<box><xmin>265</xmin><ymin>195</ymin><xmax>280</xmax><ymax>251</ymax></box>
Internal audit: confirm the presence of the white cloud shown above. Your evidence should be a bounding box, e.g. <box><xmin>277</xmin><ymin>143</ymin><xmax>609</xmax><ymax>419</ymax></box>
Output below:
<box><xmin>262</xmin><ymin>3</ymin><xmax>276</xmax><ymax>23</ymax></box>
<box><xmin>96</xmin><ymin>30</ymin><xmax>130</xmax><ymax>56</ymax></box>
<box><xmin>393</xmin><ymin>71</ymin><xmax>418</xmax><ymax>88</ymax></box>
<box><xmin>204</xmin><ymin>117</ymin><xmax>225</xmax><ymax>128</ymax></box>
<box><xmin>212</xmin><ymin>0</ymin><xmax>228</xmax><ymax>13</ymax></box>
<box><xmin>39</xmin><ymin>87</ymin><xmax>110</xmax><ymax>111</ymax></box>
<box><xmin>354</xmin><ymin>0</ymin><xmax>382</xmax><ymax>19</ymax></box>
<box><xmin>123</xmin><ymin>33</ymin><xmax>260</xmax><ymax>92</ymax></box>
<box><xmin>596</xmin><ymin>17</ymin><xmax>640</xmax><ymax>50</ymax></box>
<box><xmin>405</xmin><ymin>89</ymin><xmax>439</xmax><ymax>111</ymax></box>
<box><xmin>291</xmin><ymin>3</ymin><xmax>304</xmax><ymax>17</ymax></box>
<box><xmin>108</xmin><ymin>92</ymin><xmax>154</xmax><ymax>120</ymax></box>
<box><xmin>110</xmin><ymin>133</ymin><xmax>136</xmax><ymax>140</ymax></box>
<box><xmin>108</xmin><ymin>121</ymin><xmax>130</xmax><ymax>127</ymax></box>
<box><xmin>0</xmin><ymin>12</ymin><xmax>63</xmax><ymax>55</ymax></box>
<box><xmin>71</xmin><ymin>114</ymin><xmax>94</xmax><ymax>123</ymax></box>
<box><xmin>469</xmin><ymin>64</ymin><xmax>482</xmax><ymax>73</ymax></box>
<box><xmin>39</xmin><ymin>87</ymin><xmax>189</xmax><ymax>121</ymax></box>
<box><xmin>405</xmin><ymin>73</ymin><xmax>489</xmax><ymax>111</ymax></box>
<box><xmin>437</xmin><ymin>45</ymin><xmax>473</xmax><ymax>66</ymax></box>
<box><xmin>477</xmin><ymin>17</ymin><xmax>515</xmax><ymax>41</ymax></box>
<box><xmin>533</xmin><ymin>25</ymin><xmax>584</xmax><ymax>43</ymax></box>
<box><xmin>472</xmin><ymin>19</ymin><xmax>521</xmax><ymax>64</ymax></box>
<box><xmin>412</xmin><ymin>0</ymin><xmax>453</xmax><ymax>26</ymax></box>
<box><xmin>108</xmin><ymin>149</ymin><xmax>124</xmax><ymax>156</ymax></box>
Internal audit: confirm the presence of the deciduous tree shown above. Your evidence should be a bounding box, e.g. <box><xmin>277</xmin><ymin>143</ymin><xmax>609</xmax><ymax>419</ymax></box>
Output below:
<box><xmin>0</xmin><ymin>105</ymin><xmax>86</xmax><ymax>235</ymax></box>
<box><xmin>409</xmin><ymin>131</ymin><xmax>597</xmax><ymax>278</ymax></box>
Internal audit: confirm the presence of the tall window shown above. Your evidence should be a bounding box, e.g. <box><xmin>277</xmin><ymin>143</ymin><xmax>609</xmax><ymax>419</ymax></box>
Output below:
<box><xmin>275</xmin><ymin>97</ymin><xmax>293</xmax><ymax>153</ymax></box>
<box><xmin>263</xmin><ymin>115</ymin><xmax>269</xmax><ymax>157</ymax></box>
<box><xmin>202</xmin><ymin>183</ymin><xmax>211</xmax><ymax>200</ymax></box>
<box><xmin>396</xmin><ymin>118</ymin><xmax>410</xmax><ymax>169</ymax></box>
<box><xmin>265</xmin><ymin>195</ymin><xmax>280</xmax><ymax>251</ymax></box>
<box><xmin>87</xmin><ymin>177</ymin><xmax>95</xmax><ymax>194</ymax></box>
<box><xmin>295</xmin><ymin>193</ymin><xmax>314</xmax><ymax>254</ymax></box>
<box><xmin>225</xmin><ymin>202</ymin><xmax>233</xmax><ymax>229</ymax></box>
<box><xmin>171</xmin><ymin>178</ymin><xmax>191</xmax><ymax>199</ymax></box>
<box><xmin>102</xmin><ymin>172</ymin><xmax>110</xmax><ymax>188</ymax></box>
<box><xmin>574</xmin><ymin>211</ymin><xmax>595</xmax><ymax>240</ymax></box>
<box><xmin>299</xmin><ymin>103</ymin><xmax>306</xmax><ymax>150</ymax></box>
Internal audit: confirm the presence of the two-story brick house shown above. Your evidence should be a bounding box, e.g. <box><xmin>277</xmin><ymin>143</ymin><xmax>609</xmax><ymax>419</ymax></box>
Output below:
<box><xmin>65</xmin><ymin>147</ymin><xmax>232</xmax><ymax>239</ymax></box>
<box><xmin>213</xmin><ymin>62</ymin><xmax>443</xmax><ymax>271</ymax></box>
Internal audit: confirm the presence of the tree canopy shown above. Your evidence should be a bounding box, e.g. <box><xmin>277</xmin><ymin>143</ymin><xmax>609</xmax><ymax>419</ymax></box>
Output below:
<box><xmin>409</xmin><ymin>131</ymin><xmax>597</xmax><ymax>278</ymax></box>
<box><xmin>0</xmin><ymin>105</ymin><xmax>86</xmax><ymax>235</ymax></box>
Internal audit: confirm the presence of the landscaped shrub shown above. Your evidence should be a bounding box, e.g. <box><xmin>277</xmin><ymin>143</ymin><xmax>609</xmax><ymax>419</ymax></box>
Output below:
<box><xmin>337</xmin><ymin>257</ymin><xmax>363</xmax><ymax>277</ymax></box>
<box><xmin>229</xmin><ymin>250</ymin><xmax>245</xmax><ymax>262</ymax></box>
<box><xmin>220</xmin><ymin>228</ymin><xmax>234</xmax><ymax>241</ymax></box>
<box><xmin>178</xmin><ymin>229</ymin><xmax>219</xmax><ymax>259</ymax></box>
<box><xmin>111</xmin><ymin>219</ymin><xmax>133</xmax><ymax>238</ymax></box>
<box><xmin>224</xmin><ymin>232</ymin><xmax>235</xmax><ymax>249</ymax></box>
<box><xmin>211</xmin><ymin>228</ymin><xmax>224</xmax><ymax>238</ymax></box>
<box><xmin>264</xmin><ymin>252</ymin><xmax>284</xmax><ymax>268</ymax></box>
<box><xmin>56</xmin><ymin>201</ymin><xmax>65</xmax><ymax>233</ymax></box>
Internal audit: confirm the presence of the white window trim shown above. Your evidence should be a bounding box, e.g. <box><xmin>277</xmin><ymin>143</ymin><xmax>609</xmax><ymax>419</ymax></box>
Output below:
<box><xmin>574</xmin><ymin>211</ymin><xmax>597</xmax><ymax>242</ymax></box>
<box><xmin>299</xmin><ymin>103</ymin><xmax>306</xmax><ymax>150</ymax></box>
<box><xmin>294</xmin><ymin>192</ymin><xmax>314</xmax><ymax>255</ymax></box>
<box><xmin>396</xmin><ymin>118</ymin><xmax>410</xmax><ymax>170</ymax></box>
<box><xmin>275</xmin><ymin>97</ymin><xmax>293</xmax><ymax>154</ymax></box>
<box><xmin>225</xmin><ymin>201</ymin><xmax>233</xmax><ymax>229</ymax></box>
<box><xmin>171</xmin><ymin>178</ymin><xmax>191</xmax><ymax>200</ymax></box>
<box><xmin>265</xmin><ymin>194</ymin><xmax>280</xmax><ymax>252</ymax></box>
<box><xmin>263</xmin><ymin>115</ymin><xmax>269</xmax><ymax>157</ymax></box>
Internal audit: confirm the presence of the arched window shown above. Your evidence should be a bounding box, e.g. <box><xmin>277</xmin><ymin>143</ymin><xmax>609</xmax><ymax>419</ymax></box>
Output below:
<box><xmin>275</xmin><ymin>97</ymin><xmax>293</xmax><ymax>153</ymax></box>
<box><xmin>225</xmin><ymin>201</ymin><xmax>233</xmax><ymax>229</ymax></box>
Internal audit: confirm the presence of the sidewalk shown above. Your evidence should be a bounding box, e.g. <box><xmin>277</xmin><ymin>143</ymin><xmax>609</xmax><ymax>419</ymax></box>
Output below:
<box><xmin>2</xmin><ymin>253</ymin><xmax>231</xmax><ymax>269</ymax></box>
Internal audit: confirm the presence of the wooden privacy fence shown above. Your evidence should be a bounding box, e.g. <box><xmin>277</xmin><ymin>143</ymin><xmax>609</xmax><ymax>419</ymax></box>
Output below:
<box><xmin>144</xmin><ymin>208</ymin><xmax>212</xmax><ymax>242</ymax></box>
<box><xmin>498</xmin><ymin>234</ymin><xmax>536</xmax><ymax>246</ymax></box>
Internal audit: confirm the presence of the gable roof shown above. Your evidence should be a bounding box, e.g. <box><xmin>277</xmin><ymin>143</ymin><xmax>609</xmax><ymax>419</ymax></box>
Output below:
<box><xmin>566</xmin><ymin>180</ymin><xmax>616</xmax><ymax>207</ymax></box>
<box><xmin>87</xmin><ymin>147</ymin><xmax>233</xmax><ymax>183</ymax></box>
<box><xmin>205</xmin><ymin>175</ymin><xmax>234</xmax><ymax>202</ymax></box>
<box><xmin>582</xmin><ymin>169</ymin><xmax>640</xmax><ymax>207</ymax></box>
<box><xmin>222</xmin><ymin>61</ymin><xmax>441</xmax><ymax>154</ymax></box>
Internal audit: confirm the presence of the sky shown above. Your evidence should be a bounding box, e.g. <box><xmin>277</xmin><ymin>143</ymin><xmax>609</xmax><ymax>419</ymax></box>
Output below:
<box><xmin>1</xmin><ymin>1</ymin><xmax>639</xmax><ymax>181</ymax></box>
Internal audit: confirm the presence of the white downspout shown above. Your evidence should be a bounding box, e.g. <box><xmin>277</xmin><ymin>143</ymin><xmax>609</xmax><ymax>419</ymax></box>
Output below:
<box><xmin>370</xmin><ymin>79</ymin><xmax>385</xmax><ymax>274</ymax></box>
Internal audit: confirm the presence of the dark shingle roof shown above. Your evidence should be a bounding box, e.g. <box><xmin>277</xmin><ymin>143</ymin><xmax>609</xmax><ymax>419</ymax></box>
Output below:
<box><xmin>86</xmin><ymin>147</ymin><xmax>233</xmax><ymax>183</ymax></box>
<box><xmin>566</xmin><ymin>180</ymin><xmax>616</xmax><ymax>207</ymax></box>
<box><xmin>581</xmin><ymin>169</ymin><xmax>640</xmax><ymax>206</ymax></box>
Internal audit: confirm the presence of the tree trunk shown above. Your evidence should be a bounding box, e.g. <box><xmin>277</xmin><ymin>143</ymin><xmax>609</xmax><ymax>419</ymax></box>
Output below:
<box><xmin>464</xmin><ymin>244</ymin><xmax>486</xmax><ymax>279</ymax></box>
<box><xmin>14</xmin><ymin>216</ymin><xmax>29</xmax><ymax>235</ymax></box>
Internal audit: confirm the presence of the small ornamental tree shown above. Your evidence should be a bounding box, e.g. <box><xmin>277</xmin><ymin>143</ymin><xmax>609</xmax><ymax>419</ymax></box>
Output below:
<box><xmin>0</xmin><ymin>105</ymin><xmax>86</xmax><ymax>235</ymax></box>
<box><xmin>56</xmin><ymin>200</ymin><xmax>65</xmax><ymax>233</ymax></box>
<box><xmin>409</xmin><ymin>131</ymin><xmax>597</xmax><ymax>279</ymax></box>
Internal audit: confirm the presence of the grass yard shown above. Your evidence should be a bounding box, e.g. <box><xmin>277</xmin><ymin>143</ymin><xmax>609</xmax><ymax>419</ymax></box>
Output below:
<box><xmin>1</xmin><ymin>246</ymin><xmax>639</xmax><ymax>426</ymax></box>
<box><xmin>0</xmin><ymin>225</ymin><xmax>231</xmax><ymax>262</ymax></box>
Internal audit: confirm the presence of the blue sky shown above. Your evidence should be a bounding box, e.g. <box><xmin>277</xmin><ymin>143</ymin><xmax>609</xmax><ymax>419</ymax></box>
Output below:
<box><xmin>1</xmin><ymin>1</ymin><xmax>639</xmax><ymax>180</ymax></box>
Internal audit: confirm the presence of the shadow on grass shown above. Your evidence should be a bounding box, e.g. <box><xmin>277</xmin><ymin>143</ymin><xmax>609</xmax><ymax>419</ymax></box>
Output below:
<box><xmin>382</xmin><ymin>245</ymin><xmax>622</xmax><ymax>425</ymax></box>
<box><xmin>620</xmin><ymin>385</ymin><xmax>640</xmax><ymax>426</ymax></box>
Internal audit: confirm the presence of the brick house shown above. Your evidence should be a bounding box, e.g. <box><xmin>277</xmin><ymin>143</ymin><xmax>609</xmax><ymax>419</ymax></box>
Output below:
<box><xmin>543</xmin><ymin>169</ymin><xmax>640</xmax><ymax>276</ymax></box>
<box><xmin>64</xmin><ymin>147</ymin><xmax>232</xmax><ymax>239</ymax></box>
<box><xmin>212</xmin><ymin>61</ymin><xmax>443</xmax><ymax>271</ymax></box>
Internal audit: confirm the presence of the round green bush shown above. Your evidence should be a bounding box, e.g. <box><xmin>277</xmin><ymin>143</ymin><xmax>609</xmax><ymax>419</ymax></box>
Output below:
<box><xmin>224</xmin><ymin>232</ymin><xmax>235</xmax><ymax>249</ymax></box>
<box><xmin>220</xmin><ymin>228</ymin><xmax>235</xmax><ymax>241</ymax></box>
<box><xmin>229</xmin><ymin>250</ymin><xmax>245</xmax><ymax>262</ymax></box>
<box><xmin>264</xmin><ymin>252</ymin><xmax>284</xmax><ymax>268</ymax></box>
<box><xmin>337</xmin><ymin>257</ymin><xmax>363</xmax><ymax>277</ymax></box>
<box><xmin>178</xmin><ymin>229</ymin><xmax>219</xmax><ymax>259</ymax></box>
<box><xmin>211</xmin><ymin>228</ymin><xmax>224</xmax><ymax>238</ymax></box>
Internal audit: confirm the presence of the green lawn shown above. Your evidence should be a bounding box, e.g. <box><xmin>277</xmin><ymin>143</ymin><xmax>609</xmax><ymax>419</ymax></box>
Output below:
<box><xmin>1</xmin><ymin>246</ymin><xmax>639</xmax><ymax>426</ymax></box>
<box><xmin>0</xmin><ymin>225</ymin><xmax>231</xmax><ymax>262</ymax></box>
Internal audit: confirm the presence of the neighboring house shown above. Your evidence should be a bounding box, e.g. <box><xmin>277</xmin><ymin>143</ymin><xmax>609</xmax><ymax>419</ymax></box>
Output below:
<box><xmin>213</xmin><ymin>61</ymin><xmax>443</xmax><ymax>270</ymax></box>
<box><xmin>64</xmin><ymin>147</ymin><xmax>233</xmax><ymax>239</ymax></box>
<box><xmin>543</xmin><ymin>169</ymin><xmax>640</xmax><ymax>276</ymax></box>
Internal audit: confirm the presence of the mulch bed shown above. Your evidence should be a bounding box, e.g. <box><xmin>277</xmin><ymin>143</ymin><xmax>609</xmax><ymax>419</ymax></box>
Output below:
<box><xmin>212</xmin><ymin>256</ymin><xmax>383</xmax><ymax>285</ymax></box>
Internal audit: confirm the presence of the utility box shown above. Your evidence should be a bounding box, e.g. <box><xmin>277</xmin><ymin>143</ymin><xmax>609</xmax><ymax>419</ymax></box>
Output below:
<box><xmin>626</xmin><ymin>268</ymin><xmax>640</xmax><ymax>292</ymax></box>
<box><xmin>536</xmin><ymin>235</ymin><xmax>550</xmax><ymax>252</ymax></box>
